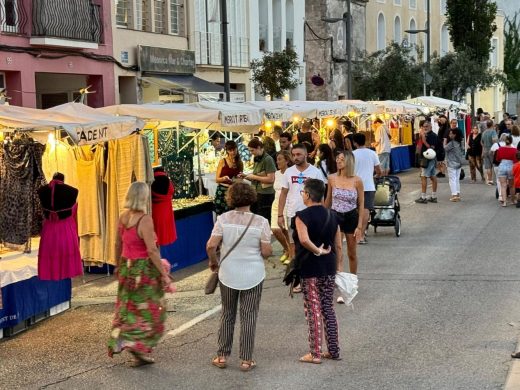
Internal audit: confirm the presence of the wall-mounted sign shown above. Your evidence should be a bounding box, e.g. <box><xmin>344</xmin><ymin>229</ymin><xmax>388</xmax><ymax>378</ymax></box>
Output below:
<box><xmin>121</xmin><ymin>51</ymin><xmax>129</xmax><ymax>64</ymax></box>
<box><xmin>139</xmin><ymin>45</ymin><xmax>196</xmax><ymax>75</ymax></box>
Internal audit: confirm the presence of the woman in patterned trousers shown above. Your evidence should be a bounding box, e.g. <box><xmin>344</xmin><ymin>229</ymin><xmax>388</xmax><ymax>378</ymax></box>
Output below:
<box><xmin>293</xmin><ymin>179</ymin><xmax>343</xmax><ymax>363</ymax></box>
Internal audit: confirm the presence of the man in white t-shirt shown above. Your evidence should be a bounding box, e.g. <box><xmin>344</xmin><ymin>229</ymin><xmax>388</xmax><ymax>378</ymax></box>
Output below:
<box><xmin>371</xmin><ymin>118</ymin><xmax>392</xmax><ymax>176</ymax></box>
<box><xmin>353</xmin><ymin>133</ymin><xmax>381</xmax><ymax>244</ymax></box>
<box><xmin>278</xmin><ymin>144</ymin><xmax>325</xmax><ymax>258</ymax></box>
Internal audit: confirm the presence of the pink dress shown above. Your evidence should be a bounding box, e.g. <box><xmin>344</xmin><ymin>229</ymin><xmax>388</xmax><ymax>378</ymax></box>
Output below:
<box><xmin>38</xmin><ymin>181</ymin><xmax>83</xmax><ymax>280</ymax></box>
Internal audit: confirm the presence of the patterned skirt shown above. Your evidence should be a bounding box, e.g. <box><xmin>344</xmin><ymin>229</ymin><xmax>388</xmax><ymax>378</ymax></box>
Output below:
<box><xmin>214</xmin><ymin>185</ymin><xmax>230</xmax><ymax>216</ymax></box>
<box><xmin>108</xmin><ymin>258</ymin><xmax>166</xmax><ymax>357</ymax></box>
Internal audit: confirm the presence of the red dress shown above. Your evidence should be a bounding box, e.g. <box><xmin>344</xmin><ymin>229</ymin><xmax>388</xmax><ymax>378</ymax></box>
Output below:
<box><xmin>151</xmin><ymin>172</ymin><xmax>177</xmax><ymax>246</ymax></box>
<box><xmin>38</xmin><ymin>180</ymin><xmax>83</xmax><ymax>280</ymax></box>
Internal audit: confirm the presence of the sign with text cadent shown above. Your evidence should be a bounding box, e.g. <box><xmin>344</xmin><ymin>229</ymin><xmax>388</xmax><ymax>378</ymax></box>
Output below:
<box><xmin>138</xmin><ymin>45</ymin><xmax>196</xmax><ymax>74</ymax></box>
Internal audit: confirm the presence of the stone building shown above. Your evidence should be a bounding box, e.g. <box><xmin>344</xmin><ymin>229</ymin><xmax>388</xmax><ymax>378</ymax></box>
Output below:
<box><xmin>305</xmin><ymin>0</ymin><xmax>368</xmax><ymax>101</ymax></box>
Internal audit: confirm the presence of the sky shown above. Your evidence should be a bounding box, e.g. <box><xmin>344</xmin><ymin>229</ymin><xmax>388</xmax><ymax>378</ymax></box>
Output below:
<box><xmin>495</xmin><ymin>0</ymin><xmax>519</xmax><ymax>18</ymax></box>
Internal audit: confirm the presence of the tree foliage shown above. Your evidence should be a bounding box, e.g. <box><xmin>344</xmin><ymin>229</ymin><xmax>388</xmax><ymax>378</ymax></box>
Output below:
<box><xmin>445</xmin><ymin>0</ymin><xmax>497</xmax><ymax>63</ymax></box>
<box><xmin>352</xmin><ymin>43</ymin><xmax>423</xmax><ymax>101</ymax></box>
<box><xmin>429</xmin><ymin>51</ymin><xmax>498</xmax><ymax>100</ymax></box>
<box><xmin>250</xmin><ymin>49</ymin><xmax>300</xmax><ymax>99</ymax></box>
<box><xmin>504</xmin><ymin>12</ymin><xmax>520</xmax><ymax>93</ymax></box>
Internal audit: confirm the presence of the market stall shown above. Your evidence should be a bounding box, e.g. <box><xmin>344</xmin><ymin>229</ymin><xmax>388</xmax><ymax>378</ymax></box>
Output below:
<box><xmin>369</xmin><ymin>100</ymin><xmax>427</xmax><ymax>173</ymax></box>
<box><xmin>100</xmin><ymin>102</ymin><xmax>265</xmax><ymax>271</ymax></box>
<box><xmin>0</xmin><ymin>103</ymin><xmax>143</xmax><ymax>337</ymax></box>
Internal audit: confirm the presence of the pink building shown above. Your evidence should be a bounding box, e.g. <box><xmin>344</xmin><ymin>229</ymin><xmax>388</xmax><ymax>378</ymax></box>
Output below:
<box><xmin>0</xmin><ymin>0</ymin><xmax>115</xmax><ymax>108</ymax></box>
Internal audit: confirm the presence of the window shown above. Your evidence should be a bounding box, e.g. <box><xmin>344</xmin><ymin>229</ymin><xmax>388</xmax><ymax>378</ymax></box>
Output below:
<box><xmin>377</xmin><ymin>13</ymin><xmax>386</xmax><ymax>50</ymax></box>
<box><xmin>490</xmin><ymin>37</ymin><xmax>498</xmax><ymax>68</ymax></box>
<box><xmin>440</xmin><ymin>0</ymin><xmax>447</xmax><ymax>14</ymax></box>
<box><xmin>170</xmin><ymin>1</ymin><xmax>182</xmax><ymax>35</ymax></box>
<box><xmin>440</xmin><ymin>24</ymin><xmax>448</xmax><ymax>56</ymax></box>
<box><xmin>394</xmin><ymin>16</ymin><xmax>401</xmax><ymax>43</ymax></box>
<box><xmin>118</xmin><ymin>0</ymin><xmax>183</xmax><ymax>35</ymax></box>
<box><xmin>409</xmin><ymin>18</ymin><xmax>417</xmax><ymax>59</ymax></box>
<box><xmin>409</xmin><ymin>0</ymin><xmax>416</xmax><ymax>9</ymax></box>
<box><xmin>424</xmin><ymin>0</ymin><xmax>428</xmax><ymax>12</ymax></box>
<box><xmin>1</xmin><ymin>0</ymin><xmax>18</xmax><ymax>33</ymax></box>
<box><xmin>394</xmin><ymin>0</ymin><xmax>401</xmax><ymax>5</ymax></box>
<box><xmin>154</xmin><ymin>0</ymin><xmax>164</xmax><ymax>33</ymax></box>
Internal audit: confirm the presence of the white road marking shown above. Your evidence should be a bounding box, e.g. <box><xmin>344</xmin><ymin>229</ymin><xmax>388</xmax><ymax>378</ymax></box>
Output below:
<box><xmin>166</xmin><ymin>304</ymin><xmax>222</xmax><ymax>338</ymax></box>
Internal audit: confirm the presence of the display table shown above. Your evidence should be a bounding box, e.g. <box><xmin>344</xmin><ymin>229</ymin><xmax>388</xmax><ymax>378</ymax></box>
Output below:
<box><xmin>160</xmin><ymin>201</ymin><xmax>214</xmax><ymax>272</ymax></box>
<box><xmin>390</xmin><ymin>145</ymin><xmax>412</xmax><ymax>173</ymax></box>
<box><xmin>200</xmin><ymin>173</ymin><xmax>218</xmax><ymax>197</ymax></box>
<box><xmin>0</xmin><ymin>249</ymin><xmax>71</xmax><ymax>339</ymax></box>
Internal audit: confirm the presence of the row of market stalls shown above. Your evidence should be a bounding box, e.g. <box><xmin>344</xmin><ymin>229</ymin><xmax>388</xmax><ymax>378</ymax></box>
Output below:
<box><xmin>0</xmin><ymin>96</ymin><xmax>467</xmax><ymax>338</ymax></box>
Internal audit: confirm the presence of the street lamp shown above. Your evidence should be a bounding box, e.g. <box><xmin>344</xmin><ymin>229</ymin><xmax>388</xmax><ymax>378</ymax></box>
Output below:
<box><xmin>321</xmin><ymin>1</ymin><xmax>352</xmax><ymax>99</ymax></box>
<box><xmin>405</xmin><ymin>0</ymin><xmax>430</xmax><ymax>96</ymax></box>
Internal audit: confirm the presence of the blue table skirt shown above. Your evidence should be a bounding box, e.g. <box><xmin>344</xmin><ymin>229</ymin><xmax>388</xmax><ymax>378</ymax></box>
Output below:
<box><xmin>390</xmin><ymin>146</ymin><xmax>413</xmax><ymax>173</ymax></box>
<box><xmin>160</xmin><ymin>210</ymin><xmax>214</xmax><ymax>272</ymax></box>
<box><xmin>0</xmin><ymin>277</ymin><xmax>71</xmax><ymax>329</ymax></box>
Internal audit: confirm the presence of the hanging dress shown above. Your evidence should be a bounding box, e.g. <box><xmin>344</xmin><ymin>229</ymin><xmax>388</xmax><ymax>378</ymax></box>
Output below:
<box><xmin>38</xmin><ymin>180</ymin><xmax>83</xmax><ymax>280</ymax></box>
<box><xmin>151</xmin><ymin>171</ymin><xmax>177</xmax><ymax>246</ymax></box>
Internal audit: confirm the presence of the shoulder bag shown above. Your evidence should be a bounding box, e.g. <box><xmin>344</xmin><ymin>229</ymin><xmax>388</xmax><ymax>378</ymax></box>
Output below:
<box><xmin>205</xmin><ymin>213</ymin><xmax>255</xmax><ymax>294</ymax></box>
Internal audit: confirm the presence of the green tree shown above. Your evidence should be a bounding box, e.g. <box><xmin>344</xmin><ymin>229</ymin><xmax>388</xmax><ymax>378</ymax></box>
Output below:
<box><xmin>430</xmin><ymin>51</ymin><xmax>498</xmax><ymax>101</ymax></box>
<box><xmin>445</xmin><ymin>0</ymin><xmax>497</xmax><ymax>63</ymax></box>
<box><xmin>353</xmin><ymin>43</ymin><xmax>423</xmax><ymax>100</ymax></box>
<box><xmin>250</xmin><ymin>49</ymin><xmax>300</xmax><ymax>99</ymax></box>
<box><xmin>445</xmin><ymin>0</ymin><xmax>498</xmax><ymax>115</ymax></box>
<box><xmin>504</xmin><ymin>12</ymin><xmax>520</xmax><ymax>94</ymax></box>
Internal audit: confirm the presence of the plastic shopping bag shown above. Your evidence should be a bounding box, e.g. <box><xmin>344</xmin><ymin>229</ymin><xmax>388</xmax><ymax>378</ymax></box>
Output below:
<box><xmin>335</xmin><ymin>272</ymin><xmax>358</xmax><ymax>306</ymax></box>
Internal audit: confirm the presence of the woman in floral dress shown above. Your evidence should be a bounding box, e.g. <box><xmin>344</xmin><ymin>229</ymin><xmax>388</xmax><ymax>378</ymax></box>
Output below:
<box><xmin>108</xmin><ymin>182</ymin><xmax>173</xmax><ymax>366</ymax></box>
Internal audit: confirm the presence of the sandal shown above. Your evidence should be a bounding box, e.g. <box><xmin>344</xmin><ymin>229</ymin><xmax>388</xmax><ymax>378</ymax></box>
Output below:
<box><xmin>299</xmin><ymin>353</ymin><xmax>321</xmax><ymax>364</ymax></box>
<box><xmin>292</xmin><ymin>285</ymin><xmax>302</xmax><ymax>294</ymax></box>
<box><xmin>239</xmin><ymin>360</ymin><xmax>257</xmax><ymax>371</ymax></box>
<box><xmin>322</xmin><ymin>352</ymin><xmax>342</xmax><ymax>361</ymax></box>
<box><xmin>129</xmin><ymin>352</ymin><xmax>155</xmax><ymax>367</ymax></box>
<box><xmin>212</xmin><ymin>356</ymin><xmax>227</xmax><ymax>369</ymax></box>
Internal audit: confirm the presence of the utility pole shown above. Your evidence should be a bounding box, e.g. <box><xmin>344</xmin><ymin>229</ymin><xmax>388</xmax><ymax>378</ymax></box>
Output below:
<box><xmin>220</xmin><ymin>0</ymin><xmax>230</xmax><ymax>102</ymax></box>
<box><xmin>346</xmin><ymin>1</ymin><xmax>352</xmax><ymax>99</ymax></box>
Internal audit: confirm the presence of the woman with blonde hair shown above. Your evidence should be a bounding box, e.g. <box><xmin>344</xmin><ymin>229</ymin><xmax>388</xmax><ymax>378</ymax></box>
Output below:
<box><xmin>108</xmin><ymin>181</ymin><xmax>173</xmax><ymax>366</ymax></box>
<box><xmin>325</xmin><ymin>150</ymin><xmax>364</xmax><ymax>303</ymax></box>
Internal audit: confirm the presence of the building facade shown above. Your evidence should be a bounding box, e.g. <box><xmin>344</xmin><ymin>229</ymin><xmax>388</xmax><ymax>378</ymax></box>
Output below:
<box><xmin>365</xmin><ymin>0</ymin><xmax>505</xmax><ymax>117</ymax></box>
<box><xmin>248</xmin><ymin>0</ymin><xmax>306</xmax><ymax>100</ymax></box>
<box><xmin>0</xmin><ymin>0</ymin><xmax>115</xmax><ymax>108</ymax></box>
<box><xmin>305</xmin><ymin>0</ymin><xmax>368</xmax><ymax>101</ymax></box>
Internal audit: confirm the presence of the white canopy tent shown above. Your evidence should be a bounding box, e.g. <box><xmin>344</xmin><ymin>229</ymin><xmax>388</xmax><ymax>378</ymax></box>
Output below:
<box><xmin>0</xmin><ymin>103</ymin><xmax>143</xmax><ymax>145</ymax></box>
<box><xmin>403</xmin><ymin>96</ymin><xmax>468</xmax><ymax>112</ymax></box>
<box><xmin>101</xmin><ymin>102</ymin><xmax>264</xmax><ymax>132</ymax></box>
<box><xmin>337</xmin><ymin>99</ymin><xmax>378</xmax><ymax>115</ymax></box>
<box><xmin>371</xmin><ymin>100</ymin><xmax>427</xmax><ymax>115</ymax></box>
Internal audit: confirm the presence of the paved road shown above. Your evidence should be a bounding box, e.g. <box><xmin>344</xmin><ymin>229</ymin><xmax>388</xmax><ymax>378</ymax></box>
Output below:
<box><xmin>2</xmin><ymin>169</ymin><xmax>520</xmax><ymax>389</ymax></box>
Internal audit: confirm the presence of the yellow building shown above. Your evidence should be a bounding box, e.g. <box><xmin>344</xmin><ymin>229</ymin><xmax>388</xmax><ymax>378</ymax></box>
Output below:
<box><xmin>364</xmin><ymin>0</ymin><xmax>505</xmax><ymax>118</ymax></box>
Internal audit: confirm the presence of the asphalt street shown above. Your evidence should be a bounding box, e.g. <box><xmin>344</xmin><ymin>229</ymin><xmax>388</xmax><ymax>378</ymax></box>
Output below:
<box><xmin>2</xmin><ymin>168</ymin><xmax>520</xmax><ymax>389</ymax></box>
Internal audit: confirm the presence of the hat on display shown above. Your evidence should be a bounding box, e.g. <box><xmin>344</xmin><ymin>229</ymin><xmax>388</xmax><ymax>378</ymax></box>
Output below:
<box><xmin>423</xmin><ymin>148</ymin><xmax>436</xmax><ymax>160</ymax></box>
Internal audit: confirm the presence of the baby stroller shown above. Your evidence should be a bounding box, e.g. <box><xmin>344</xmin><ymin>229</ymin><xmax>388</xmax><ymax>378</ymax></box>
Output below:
<box><xmin>369</xmin><ymin>176</ymin><xmax>402</xmax><ymax>237</ymax></box>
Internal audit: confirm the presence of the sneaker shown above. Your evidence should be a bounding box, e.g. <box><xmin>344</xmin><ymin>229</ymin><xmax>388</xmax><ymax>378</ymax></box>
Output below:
<box><xmin>428</xmin><ymin>197</ymin><xmax>438</xmax><ymax>203</ymax></box>
<box><xmin>415</xmin><ymin>197</ymin><xmax>428</xmax><ymax>204</ymax></box>
<box><xmin>337</xmin><ymin>296</ymin><xmax>345</xmax><ymax>304</ymax></box>
<box><xmin>436</xmin><ymin>172</ymin><xmax>445</xmax><ymax>178</ymax></box>
<box><xmin>449</xmin><ymin>196</ymin><xmax>460</xmax><ymax>202</ymax></box>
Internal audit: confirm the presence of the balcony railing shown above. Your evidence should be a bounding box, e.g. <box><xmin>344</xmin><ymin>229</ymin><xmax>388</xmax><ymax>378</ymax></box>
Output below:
<box><xmin>0</xmin><ymin>0</ymin><xmax>29</xmax><ymax>35</ymax></box>
<box><xmin>32</xmin><ymin>0</ymin><xmax>103</xmax><ymax>43</ymax></box>
<box><xmin>192</xmin><ymin>31</ymin><xmax>249</xmax><ymax>68</ymax></box>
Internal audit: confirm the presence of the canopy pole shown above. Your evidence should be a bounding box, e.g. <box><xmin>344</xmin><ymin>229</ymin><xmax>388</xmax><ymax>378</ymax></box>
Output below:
<box><xmin>221</xmin><ymin>0</ymin><xmax>231</xmax><ymax>102</ymax></box>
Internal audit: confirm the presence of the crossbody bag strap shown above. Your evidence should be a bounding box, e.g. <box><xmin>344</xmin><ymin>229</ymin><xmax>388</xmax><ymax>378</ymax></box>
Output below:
<box><xmin>219</xmin><ymin>213</ymin><xmax>255</xmax><ymax>266</ymax></box>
